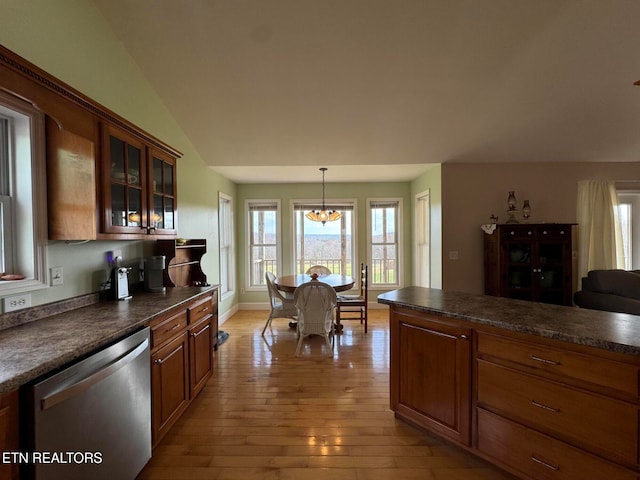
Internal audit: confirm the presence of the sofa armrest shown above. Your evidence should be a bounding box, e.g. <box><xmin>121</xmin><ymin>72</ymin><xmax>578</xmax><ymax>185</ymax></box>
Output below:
<box><xmin>574</xmin><ymin>290</ymin><xmax>640</xmax><ymax>316</ymax></box>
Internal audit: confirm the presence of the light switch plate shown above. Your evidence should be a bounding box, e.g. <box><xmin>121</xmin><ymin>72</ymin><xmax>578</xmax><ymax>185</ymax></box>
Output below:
<box><xmin>50</xmin><ymin>266</ymin><xmax>64</xmax><ymax>286</ymax></box>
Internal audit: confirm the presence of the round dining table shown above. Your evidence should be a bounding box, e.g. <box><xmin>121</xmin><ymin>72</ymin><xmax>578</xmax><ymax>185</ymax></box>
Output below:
<box><xmin>273</xmin><ymin>274</ymin><xmax>355</xmax><ymax>331</ymax></box>
<box><xmin>273</xmin><ymin>273</ymin><xmax>355</xmax><ymax>294</ymax></box>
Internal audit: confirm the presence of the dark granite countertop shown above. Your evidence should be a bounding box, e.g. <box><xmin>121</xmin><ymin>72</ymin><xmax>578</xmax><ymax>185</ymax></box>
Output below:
<box><xmin>378</xmin><ymin>287</ymin><xmax>640</xmax><ymax>357</ymax></box>
<box><xmin>0</xmin><ymin>286</ymin><xmax>216</xmax><ymax>394</ymax></box>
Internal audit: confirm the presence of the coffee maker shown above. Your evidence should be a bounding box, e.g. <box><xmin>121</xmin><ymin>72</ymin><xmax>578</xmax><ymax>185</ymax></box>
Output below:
<box><xmin>144</xmin><ymin>256</ymin><xmax>166</xmax><ymax>293</ymax></box>
<box><xmin>109</xmin><ymin>266</ymin><xmax>132</xmax><ymax>301</ymax></box>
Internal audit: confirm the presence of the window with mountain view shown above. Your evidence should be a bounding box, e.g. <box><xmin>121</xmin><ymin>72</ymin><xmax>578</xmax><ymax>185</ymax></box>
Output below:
<box><xmin>369</xmin><ymin>199</ymin><xmax>401</xmax><ymax>286</ymax></box>
<box><xmin>293</xmin><ymin>202</ymin><xmax>355</xmax><ymax>276</ymax></box>
<box><xmin>247</xmin><ymin>200</ymin><xmax>280</xmax><ymax>287</ymax></box>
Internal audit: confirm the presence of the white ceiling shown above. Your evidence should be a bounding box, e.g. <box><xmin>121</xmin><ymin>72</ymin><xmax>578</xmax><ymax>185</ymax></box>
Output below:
<box><xmin>94</xmin><ymin>0</ymin><xmax>640</xmax><ymax>184</ymax></box>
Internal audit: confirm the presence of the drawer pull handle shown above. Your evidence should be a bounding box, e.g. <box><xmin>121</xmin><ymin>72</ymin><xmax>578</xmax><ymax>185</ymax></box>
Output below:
<box><xmin>530</xmin><ymin>455</ymin><xmax>559</xmax><ymax>471</ymax></box>
<box><xmin>530</xmin><ymin>354</ymin><xmax>560</xmax><ymax>366</ymax></box>
<box><xmin>168</xmin><ymin>323</ymin><xmax>183</xmax><ymax>332</ymax></box>
<box><xmin>531</xmin><ymin>400</ymin><xmax>560</xmax><ymax>412</ymax></box>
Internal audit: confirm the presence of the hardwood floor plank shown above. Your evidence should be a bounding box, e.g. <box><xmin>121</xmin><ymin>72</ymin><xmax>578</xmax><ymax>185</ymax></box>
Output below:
<box><xmin>138</xmin><ymin>309</ymin><xmax>514</xmax><ymax>480</ymax></box>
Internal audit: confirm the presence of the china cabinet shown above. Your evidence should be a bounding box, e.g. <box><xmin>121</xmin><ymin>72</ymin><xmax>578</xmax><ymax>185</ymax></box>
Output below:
<box><xmin>484</xmin><ymin>223</ymin><xmax>575</xmax><ymax>306</ymax></box>
<box><xmin>102</xmin><ymin>124</ymin><xmax>177</xmax><ymax>237</ymax></box>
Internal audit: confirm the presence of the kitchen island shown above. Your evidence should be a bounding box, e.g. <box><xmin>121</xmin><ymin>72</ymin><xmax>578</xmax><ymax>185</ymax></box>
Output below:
<box><xmin>378</xmin><ymin>287</ymin><xmax>640</xmax><ymax>480</ymax></box>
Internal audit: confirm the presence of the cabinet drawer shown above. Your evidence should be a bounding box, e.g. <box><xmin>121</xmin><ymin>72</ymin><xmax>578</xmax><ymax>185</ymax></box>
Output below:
<box><xmin>477</xmin><ymin>361</ymin><xmax>638</xmax><ymax>464</ymax></box>
<box><xmin>501</xmin><ymin>226</ymin><xmax>535</xmax><ymax>240</ymax></box>
<box><xmin>477</xmin><ymin>409</ymin><xmax>637</xmax><ymax>480</ymax></box>
<box><xmin>188</xmin><ymin>295</ymin><xmax>214</xmax><ymax>324</ymax></box>
<box><xmin>477</xmin><ymin>332</ymin><xmax>639</xmax><ymax>396</ymax></box>
<box><xmin>149</xmin><ymin>309</ymin><xmax>188</xmax><ymax>349</ymax></box>
<box><xmin>536</xmin><ymin>225</ymin><xmax>571</xmax><ymax>239</ymax></box>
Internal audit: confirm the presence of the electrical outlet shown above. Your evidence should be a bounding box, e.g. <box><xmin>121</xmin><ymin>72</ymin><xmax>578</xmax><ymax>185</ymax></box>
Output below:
<box><xmin>3</xmin><ymin>293</ymin><xmax>32</xmax><ymax>313</ymax></box>
<box><xmin>50</xmin><ymin>266</ymin><xmax>64</xmax><ymax>286</ymax></box>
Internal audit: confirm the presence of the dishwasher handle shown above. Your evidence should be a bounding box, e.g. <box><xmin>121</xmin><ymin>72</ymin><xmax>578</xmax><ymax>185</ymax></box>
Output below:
<box><xmin>41</xmin><ymin>337</ymin><xmax>149</xmax><ymax>411</ymax></box>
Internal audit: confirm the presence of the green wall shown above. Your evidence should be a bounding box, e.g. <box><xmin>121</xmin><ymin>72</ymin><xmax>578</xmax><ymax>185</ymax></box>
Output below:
<box><xmin>0</xmin><ymin>0</ymin><xmax>236</xmax><ymax>314</ymax></box>
<box><xmin>236</xmin><ymin>181</ymin><xmax>414</xmax><ymax>306</ymax></box>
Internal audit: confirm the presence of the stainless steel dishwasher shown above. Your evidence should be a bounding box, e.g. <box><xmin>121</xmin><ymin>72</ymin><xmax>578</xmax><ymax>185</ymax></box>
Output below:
<box><xmin>25</xmin><ymin>327</ymin><xmax>151</xmax><ymax>480</ymax></box>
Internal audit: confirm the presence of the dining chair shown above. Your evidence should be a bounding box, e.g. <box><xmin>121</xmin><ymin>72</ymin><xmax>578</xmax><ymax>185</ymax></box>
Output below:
<box><xmin>305</xmin><ymin>265</ymin><xmax>332</xmax><ymax>275</ymax></box>
<box><xmin>293</xmin><ymin>279</ymin><xmax>337</xmax><ymax>356</ymax></box>
<box><xmin>262</xmin><ymin>271</ymin><xmax>298</xmax><ymax>336</ymax></box>
<box><xmin>336</xmin><ymin>263</ymin><xmax>368</xmax><ymax>333</ymax></box>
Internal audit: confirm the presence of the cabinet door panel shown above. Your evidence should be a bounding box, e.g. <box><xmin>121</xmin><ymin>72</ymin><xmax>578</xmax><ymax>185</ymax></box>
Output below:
<box><xmin>151</xmin><ymin>333</ymin><xmax>189</xmax><ymax>445</ymax></box>
<box><xmin>189</xmin><ymin>316</ymin><xmax>213</xmax><ymax>398</ymax></box>
<box><xmin>395</xmin><ymin>317</ymin><xmax>471</xmax><ymax>445</ymax></box>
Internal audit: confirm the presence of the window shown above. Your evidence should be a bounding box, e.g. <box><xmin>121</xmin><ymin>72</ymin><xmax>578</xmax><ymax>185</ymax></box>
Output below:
<box><xmin>0</xmin><ymin>91</ymin><xmax>47</xmax><ymax>295</ymax></box>
<box><xmin>219</xmin><ymin>192</ymin><xmax>235</xmax><ymax>299</ymax></box>
<box><xmin>618</xmin><ymin>192</ymin><xmax>640</xmax><ymax>270</ymax></box>
<box><xmin>293</xmin><ymin>201</ymin><xmax>355</xmax><ymax>275</ymax></box>
<box><xmin>247</xmin><ymin>200</ymin><xmax>280</xmax><ymax>288</ymax></box>
<box><xmin>369</xmin><ymin>199</ymin><xmax>401</xmax><ymax>287</ymax></box>
<box><xmin>0</xmin><ymin>117</ymin><xmax>12</xmax><ymax>274</ymax></box>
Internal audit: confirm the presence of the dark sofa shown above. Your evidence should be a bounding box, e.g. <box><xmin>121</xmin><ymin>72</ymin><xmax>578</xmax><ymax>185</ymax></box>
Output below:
<box><xmin>573</xmin><ymin>269</ymin><xmax>640</xmax><ymax>316</ymax></box>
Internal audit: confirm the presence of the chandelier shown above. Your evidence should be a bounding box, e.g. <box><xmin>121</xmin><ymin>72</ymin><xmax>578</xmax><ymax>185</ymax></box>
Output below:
<box><xmin>305</xmin><ymin>167</ymin><xmax>342</xmax><ymax>225</ymax></box>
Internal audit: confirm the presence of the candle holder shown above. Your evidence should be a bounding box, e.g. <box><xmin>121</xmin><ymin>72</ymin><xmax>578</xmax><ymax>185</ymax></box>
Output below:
<box><xmin>506</xmin><ymin>191</ymin><xmax>519</xmax><ymax>224</ymax></box>
<box><xmin>522</xmin><ymin>200</ymin><xmax>531</xmax><ymax>222</ymax></box>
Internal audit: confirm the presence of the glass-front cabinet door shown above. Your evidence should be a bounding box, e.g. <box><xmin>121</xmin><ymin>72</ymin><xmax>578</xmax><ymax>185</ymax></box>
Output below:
<box><xmin>148</xmin><ymin>148</ymin><xmax>177</xmax><ymax>236</ymax></box>
<box><xmin>102</xmin><ymin>124</ymin><xmax>177</xmax><ymax>237</ymax></box>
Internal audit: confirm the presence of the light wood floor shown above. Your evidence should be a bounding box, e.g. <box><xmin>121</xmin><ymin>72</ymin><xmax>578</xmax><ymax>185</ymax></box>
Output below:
<box><xmin>138</xmin><ymin>309</ymin><xmax>514</xmax><ymax>480</ymax></box>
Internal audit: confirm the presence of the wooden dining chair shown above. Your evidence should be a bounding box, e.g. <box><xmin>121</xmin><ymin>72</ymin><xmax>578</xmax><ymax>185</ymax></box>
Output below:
<box><xmin>336</xmin><ymin>263</ymin><xmax>368</xmax><ymax>333</ymax></box>
<box><xmin>293</xmin><ymin>280</ymin><xmax>337</xmax><ymax>356</ymax></box>
<box><xmin>262</xmin><ymin>271</ymin><xmax>298</xmax><ymax>336</ymax></box>
<box><xmin>305</xmin><ymin>265</ymin><xmax>332</xmax><ymax>275</ymax></box>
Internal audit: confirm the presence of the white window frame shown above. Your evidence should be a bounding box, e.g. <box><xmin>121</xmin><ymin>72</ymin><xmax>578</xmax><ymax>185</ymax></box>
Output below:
<box><xmin>368</xmin><ymin>198</ymin><xmax>402</xmax><ymax>288</ymax></box>
<box><xmin>618</xmin><ymin>191</ymin><xmax>640</xmax><ymax>270</ymax></box>
<box><xmin>0</xmin><ymin>91</ymin><xmax>48</xmax><ymax>296</ymax></box>
<box><xmin>291</xmin><ymin>199</ymin><xmax>357</xmax><ymax>277</ymax></box>
<box><xmin>219</xmin><ymin>192</ymin><xmax>235</xmax><ymax>300</ymax></box>
<box><xmin>246</xmin><ymin>199</ymin><xmax>281</xmax><ymax>291</ymax></box>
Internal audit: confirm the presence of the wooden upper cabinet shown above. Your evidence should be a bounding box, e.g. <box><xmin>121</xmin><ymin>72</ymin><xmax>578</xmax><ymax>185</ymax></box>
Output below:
<box><xmin>101</xmin><ymin>123</ymin><xmax>177</xmax><ymax>238</ymax></box>
<box><xmin>46</xmin><ymin>116</ymin><xmax>97</xmax><ymax>240</ymax></box>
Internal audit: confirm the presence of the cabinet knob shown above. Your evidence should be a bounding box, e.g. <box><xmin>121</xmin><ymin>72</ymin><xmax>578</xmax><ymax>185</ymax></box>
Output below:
<box><xmin>154</xmin><ymin>358</ymin><xmax>163</xmax><ymax>365</ymax></box>
<box><xmin>560</xmin><ymin>230</ymin><xmax>565</xmax><ymax>235</ymax></box>
<box><xmin>542</xmin><ymin>230</ymin><xmax>547</xmax><ymax>235</ymax></box>
<box><xmin>527</xmin><ymin>231</ymin><xmax>532</xmax><ymax>235</ymax></box>
<box><xmin>459</xmin><ymin>334</ymin><xmax>469</xmax><ymax>340</ymax></box>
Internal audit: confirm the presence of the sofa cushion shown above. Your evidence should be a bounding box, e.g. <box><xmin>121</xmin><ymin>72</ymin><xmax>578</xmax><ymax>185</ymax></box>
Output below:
<box><xmin>587</xmin><ymin>269</ymin><xmax>640</xmax><ymax>301</ymax></box>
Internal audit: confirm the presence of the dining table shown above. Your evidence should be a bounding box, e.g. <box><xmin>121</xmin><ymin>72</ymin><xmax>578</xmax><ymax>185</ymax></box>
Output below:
<box><xmin>273</xmin><ymin>273</ymin><xmax>355</xmax><ymax>294</ymax></box>
<box><xmin>273</xmin><ymin>273</ymin><xmax>355</xmax><ymax>331</ymax></box>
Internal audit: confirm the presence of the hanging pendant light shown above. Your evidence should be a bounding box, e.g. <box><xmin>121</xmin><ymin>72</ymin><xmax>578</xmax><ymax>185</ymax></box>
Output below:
<box><xmin>305</xmin><ymin>167</ymin><xmax>342</xmax><ymax>226</ymax></box>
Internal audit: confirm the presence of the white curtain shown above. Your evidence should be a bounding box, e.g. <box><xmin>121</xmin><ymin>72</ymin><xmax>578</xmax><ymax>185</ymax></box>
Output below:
<box><xmin>576</xmin><ymin>180</ymin><xmax>624</xmax><ymax>278</ymax></box>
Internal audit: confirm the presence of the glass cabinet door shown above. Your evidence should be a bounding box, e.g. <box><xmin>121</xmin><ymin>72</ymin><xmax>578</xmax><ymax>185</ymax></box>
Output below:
<box><xmin>103</xmin><ymin>125</ymin><xmax>147</xmax><ymax>235</ymax></box>
<box><xmin>102</xmin><ymin>123</ymin><xmax>177</xmax><ymax>237</ymax></box>
<box><xmin>148</xmin><ymin>148</ymin><xmax>177</xmax><ymax>235</ymax></box>
<box><xmin>504</xmin><ymin>240</ymin><xmax>533</xmax><ymax>301</ymax></box>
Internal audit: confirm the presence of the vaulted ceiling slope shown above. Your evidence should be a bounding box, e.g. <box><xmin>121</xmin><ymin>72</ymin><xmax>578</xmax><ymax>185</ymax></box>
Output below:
<box><xmin>94</xmin><ymin>0</ymin><xmax>640</xmax><ymax>183</ymax></box>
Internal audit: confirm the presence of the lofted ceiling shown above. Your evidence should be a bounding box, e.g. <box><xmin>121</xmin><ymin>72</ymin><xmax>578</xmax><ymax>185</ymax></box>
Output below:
<box><xmin>93</xmin><ymin>0</ymin><xmax>640</xmax><ymax>184</ymax></box>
